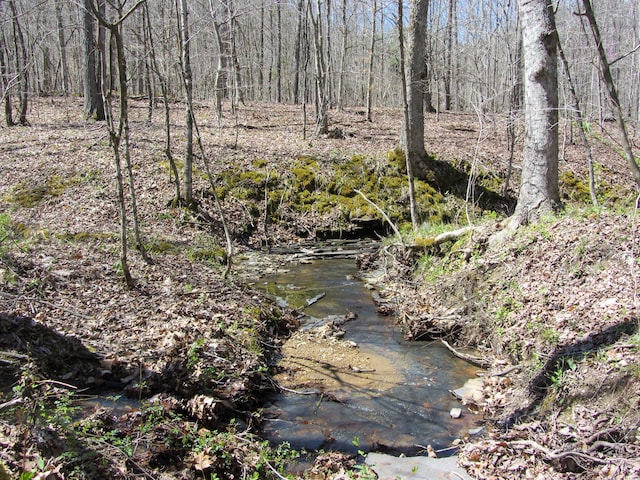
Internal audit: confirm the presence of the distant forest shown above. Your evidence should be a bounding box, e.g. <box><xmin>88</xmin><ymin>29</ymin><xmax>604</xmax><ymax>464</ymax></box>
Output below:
<box><xmin>2</xmin><ymin>0</ymin><xmax>639</xmax><ymax>124</ymax></box>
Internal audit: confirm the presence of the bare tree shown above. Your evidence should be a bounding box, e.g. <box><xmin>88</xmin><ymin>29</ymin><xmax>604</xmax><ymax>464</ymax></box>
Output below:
<box><xmin>143</xmin><ymin>1</ymin><xmax>181</xmax><ymax>204</ymax></box>
<box><xmin>8</xmin><ymin>0</ymin><xmax>28</xmax><ymax>125</ymax></box>
<box><xmin>178</xmin><ymin>0</ymin><xmax>194</xmax><ymax>206</ymax></box>
<box><xmin>579</xmin><ymin>0</ymin><xmax>640</xmax><ymax>187</ymax></box>
<box><xmin>511</xmin><ymin>0</ymin><xmax>560</xmax><ymax>227</ymax></box>
<box><xmin>310</xmin><ymin>0</ymin><xmax>328</xmax><ymax>135</ymax></box>
<box><xmin>557</xmin><ymin>32</ymin><xmax>597</xmax><ymax>205</ymax></box>
<box><xmin>365</xmin><ymin>0</ymin><xmax>376</xmax><ymax>121</ymax></box>
<box><xmin>443</xmin><ymin>0</ymin><xmax>456</xmax><ymax>111</ymax></box>
<box><xmin>398</xmin><ymin>0</ymin><xmax>418</xmax><ymax>230</ymax></box>
<box><xmin>53</xmin><ymin>0</ymin><xmax>69</xmax><ymax>95</ymax></box>
<box><xmin>90</xmin><ymin>0</ymin><xmax>148</xmax><ymax>287</ymax></box>
<box><xmin>82</xmin><ymin>0</ymin><xmax>104</xmax><ymax>120</ymax></box>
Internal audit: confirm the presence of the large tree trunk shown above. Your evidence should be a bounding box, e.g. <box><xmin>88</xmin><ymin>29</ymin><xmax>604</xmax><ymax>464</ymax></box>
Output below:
<box><xmin>404</xmin><ymin>0</ymin><xmax>429</xmax><ymax>179</ymax></box>
<box><xmin>512</xmin><ymin>0</ymin><xmax>560</xmax><ymax>225</ymax></box>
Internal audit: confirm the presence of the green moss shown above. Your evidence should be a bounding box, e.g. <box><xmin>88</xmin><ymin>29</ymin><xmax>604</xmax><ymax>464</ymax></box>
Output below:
<box><xmin>4</xmin><ymin>175</ymin><xmax>83</xmax><ymax>208</ymax></box>
<box><xmin>56</xmin><ymin>232</ymin><xmax>114</xmax><ymax>242</ymax></box>
<box><xmin>187</xmin><ymin>246</ymin><xmax>227</xmax><ymax>265</ymax></box>
<box><xmin>560</xmin><ymin>171</ymin><xmax>590</xmax><ymax>203</ymax></box>
<box><xmin>386</xmin><ymin>148</ymin><xmax>407</xmax><ymax>174</ymax></box>
<box><xmin>145</xmin><ymin>238</ymin><xmax>180</xmax><ymax>254</ymax></box>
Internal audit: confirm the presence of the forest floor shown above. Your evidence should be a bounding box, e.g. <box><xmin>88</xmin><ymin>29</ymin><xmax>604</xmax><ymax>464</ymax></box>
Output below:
<box><xmin>0</xmin><ymin>96</ymin><xmax>639</xmax><ymax>479</ymax></box>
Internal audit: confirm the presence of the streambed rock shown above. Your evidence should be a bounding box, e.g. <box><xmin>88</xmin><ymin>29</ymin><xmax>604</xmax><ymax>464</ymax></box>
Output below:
<box><xmin>365</xmin><ymin>452</ymin><xmax>472</xmax><ymax>480</ymax></box>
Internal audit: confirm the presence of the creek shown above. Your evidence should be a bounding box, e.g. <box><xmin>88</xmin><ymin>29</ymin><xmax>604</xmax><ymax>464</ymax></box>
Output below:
<box><xmin>254</xmin><ymin>254</ymin><xmax>481</xmax><ymax>456</ymax></box>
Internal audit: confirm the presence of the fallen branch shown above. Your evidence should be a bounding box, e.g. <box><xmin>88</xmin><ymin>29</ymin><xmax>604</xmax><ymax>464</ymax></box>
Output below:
<box><xmin>410</xmin><ymin>226</ymin><xmax>480</xmax><ymax>249</ymax></box>
<box><xmin>510</xmin><ymin>439</ymin><xmax>610</xmax><ymax>465</ymax></box>
<box><xmin>490</xmin><ymin>364</ymin><xmax>521</xmax><ymax>377</ymax></box>
<box><xmin>0</xmin><ymin>397</ymin><xmax>23</xmax><ymax>412</ymax></box>
<box><xmin>354</xmin><ymin>189</ymin><xmax>403</xmax><ymax>244</ymax></box>
<box><xmin>441</xmin><ymin>339</ymin><xmax>492</xmax><ymax>368</ymax></box>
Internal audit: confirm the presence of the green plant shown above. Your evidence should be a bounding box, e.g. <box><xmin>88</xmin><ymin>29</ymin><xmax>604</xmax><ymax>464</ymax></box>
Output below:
<box><xmin>187</xmin><ymin>338</ymin><xmax>206</xmax><ymax>369</ymax></box>
<box><xmin>542</xmin><ymin>328</ymin><xmax>560</xmax><ymax>346</ymax></box>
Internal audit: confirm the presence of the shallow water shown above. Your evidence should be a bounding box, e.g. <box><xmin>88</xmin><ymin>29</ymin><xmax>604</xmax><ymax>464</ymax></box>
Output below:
<box><xmin>257</xmin><ymin>257</ymin><xmax>481</xmax><ymax>455</ymax></box>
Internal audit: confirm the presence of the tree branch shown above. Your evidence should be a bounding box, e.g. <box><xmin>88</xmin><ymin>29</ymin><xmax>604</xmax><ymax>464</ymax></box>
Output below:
<box><xmin>354</xmin><ymin>189</ymin><xmax>404</xmax><ymax>244</ymax></box>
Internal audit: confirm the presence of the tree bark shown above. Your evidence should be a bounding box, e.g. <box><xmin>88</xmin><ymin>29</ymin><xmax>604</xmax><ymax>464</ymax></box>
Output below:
<box><xmin>398</xmin><ymin>0</ymin><xmax>418</xmax><ymax>230</ymax></box>
<box><xmin>9</xmin><ymin>0</ymin><xmax>28</xmax><ymax>125</ymax></box>
<box><xmin>53</xmin><ymin>0</ymin><xmax>69</xmax><ymax>95</ymax></box>
<box><xmin>310</xmin><ymin>0</ymin><xmax>328</xmax><ymax>135</ymax></box>
<box><xmin>82</xmin><ymin>0</ymin><xmax>104</xmax><ymax>120</ymax></box>
<box><xmin>365</xmin><ymin>0</ymin><xmax>377</xmax><ymax>122</ymax></box>
<box><xmin>512</xmin><ymin>0</ymin><xmax>560</xmax><ymax>226</ymax></box>
<box><xmin>404</xmin><ymin>0</ymin><xmax>429</xmax><ymax>179</ymax></box>
<box><xmin>178</xmin><ymin>0</ymin><xmax>194</xmax><ymax>206</ymax></box>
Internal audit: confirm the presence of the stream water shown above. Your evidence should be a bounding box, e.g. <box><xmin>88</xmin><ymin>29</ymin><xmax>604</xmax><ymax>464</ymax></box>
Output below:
<box><xmin>256</xmin><ymin>257</ymin><xmax>481</xmax><ymax>456</ymax></box>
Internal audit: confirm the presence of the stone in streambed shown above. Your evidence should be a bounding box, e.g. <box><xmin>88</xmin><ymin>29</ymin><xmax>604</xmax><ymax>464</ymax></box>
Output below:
<box><xmin>365</xmin><ymin>452</ymin><xmax>472</xmax><ymax>480</ymax></box>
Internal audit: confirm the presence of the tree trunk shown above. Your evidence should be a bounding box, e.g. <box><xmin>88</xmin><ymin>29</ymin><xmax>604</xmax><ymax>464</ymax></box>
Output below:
<box><xmin>94</xmin><ymin>0</ymin><xmax>150</xmax><ymax>280</ymax></box>
<box><xmin>9</xmin><ymin>0</ymin><xmax>28</xmax><ymax>125</ymax></box>
<box><xmin>404</xmin><ymin>0</ymin><xmax>429</xmax><ymax>179</ymax></box>
<box><xmin>212</xmin><ymin>19</ymin><xmax>227</xmax><ymax>122</ymax></box>
<box><xmin>557</xmin><ymin>32</ymin><xmax>597</xmax><ymax>206</ymax></box>
<box><xmin>178</xmin><ymin>0</ymin><xmax>194</xmax><ymax>206</ymax></box>
<box><xmin>0</xmin><ymin>13</ymin><xmax>15</xmax><ymax>126</ymax></box>
<box><xmin>276</xmin><ymin>0</ymin><xmax>282</xmax><ymax>103</ymax></box>
<box><xmin>293</xmin><ymin>0</ymin><xmax>304</xmax><ymax>103</ymax></box>
<box><xmin>512</xmin><ymin>0</ymin><xmax>560</xmax><ymax>226</ymax></box>
<box><xmin>258</xmin><ymin>0</ymin><xmax>265</xmax><ymax>100</ymax></box>
<box><xmin>398</xmin><ymin>0</ymin><xmax>418</xmax><ymax>230</ymax></box>
<box><xmin>310</xmin><ymin>0</ymin><xmax>328</xmax><ymax>135</ymax></box>
<box><xmin>444</xmin><ymin>0</ymin><xmax>455</xmax><ymax>111</ymax></box>
<box><xmin>337</xmin><ymin>0</ymin><xmax>347</xmax><ymax>110</ymax></box>
<box><xmin>365</xmin><ymin>0</ymin><xmax>377</xmax><ymax>122</ymax></box>
<box><xmin>53</xmin><ymin>0</ymin><xmax>69</xmax><ymax>96</ymax></box>
<box><xmin>82</xmin><ymin>0</ymin><xmax>104</xmax><ymax>120</ymax></box>
<box><xmin>143</xmin><ymin>1</ymin><xmax>180</xmax><ymax>204</ymax></box>
<box><xmin>580</xmin><ymin>0</ymin><xmax>640</xmax><ymax>187</ymax></box>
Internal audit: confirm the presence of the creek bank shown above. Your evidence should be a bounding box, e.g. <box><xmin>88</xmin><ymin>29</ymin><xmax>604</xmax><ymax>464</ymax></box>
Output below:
<box><xmin>361</xmin><ymin>211</ymin><xmax>640</xmax><ymax>478</ymax></box>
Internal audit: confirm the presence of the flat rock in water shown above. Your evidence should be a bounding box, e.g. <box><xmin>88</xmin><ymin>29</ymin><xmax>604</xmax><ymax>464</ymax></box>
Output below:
<box><xmin>365</xmin><ymin>452</ymin><xmax>472</xmax><ymax>480</ymax></box>
<box><xmin>451</xmin><ymin>377</ymin><xmax>485</xmax><ymax>405</ymax></box>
